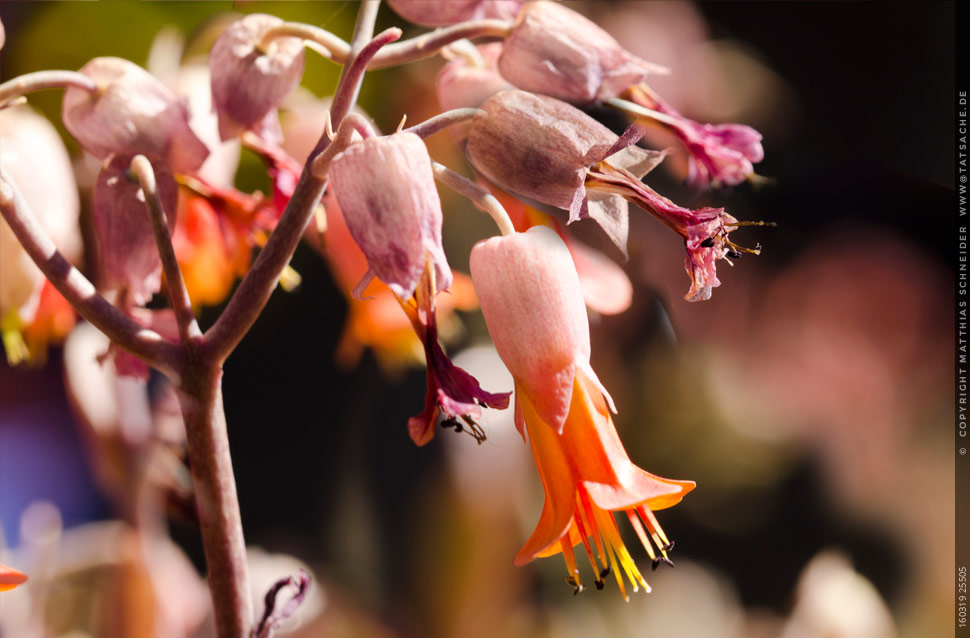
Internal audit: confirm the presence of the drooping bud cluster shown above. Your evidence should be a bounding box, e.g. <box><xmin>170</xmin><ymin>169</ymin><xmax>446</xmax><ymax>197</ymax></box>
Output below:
<box><xmin>209</xmin><ymin>13</ymin><xmax>306</xmax><ymax>141</ymax></box>
<box><xmin>62</xmin><ymin>57</ymin><xmax>208</xmax><ymax>173</ymax></box>
<box><xmin>93</xmin><ymin>153</ymin><xmax>178</xmax><ymax>305</ymax></box>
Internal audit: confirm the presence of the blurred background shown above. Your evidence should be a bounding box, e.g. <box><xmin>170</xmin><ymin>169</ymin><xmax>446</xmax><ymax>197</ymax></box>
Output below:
<box><xmin>0</xmin><ymin>2</ymin><xmax>956</xmax><ymax>637</ymax></box>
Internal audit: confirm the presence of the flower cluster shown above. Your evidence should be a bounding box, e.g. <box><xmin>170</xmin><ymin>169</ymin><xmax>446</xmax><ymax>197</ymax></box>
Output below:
<box><xmin>0</xmin><ymin>0</ymin><xmax>773</xmax><ymax>607</ymax></box>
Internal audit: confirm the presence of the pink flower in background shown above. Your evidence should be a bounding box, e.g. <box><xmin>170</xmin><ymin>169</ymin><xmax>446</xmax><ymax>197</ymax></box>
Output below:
<box><xmin>209</xmin><ymin>14</ymin><xmax>306</xmax><ymax>141</ymax></box>
<box><xmin>62</xmin><ymin>57</ymin><xmax>209</xmax><ymax>173</ymax></box>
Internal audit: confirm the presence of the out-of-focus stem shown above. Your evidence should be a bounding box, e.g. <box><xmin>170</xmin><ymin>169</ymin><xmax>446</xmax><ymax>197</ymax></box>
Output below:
<box><xmin>129</xmin><ymin>155</ymin><xmax>201</xmax><ymax>347</ymax></box>
<box><xmin>432</xmin><ymin>162</ymin><xmax>515</xmax><ymax>236</ymax></box>
<box><xmin>177</xmin><ymin>367</ymin><xmax>251</xmax><ymax>638</ymax></box>
<box><xmin>368</xmin><ymin>19</ymin><xmax>512</xmax><ymax>69</ymax></box>
<box><xmin>405</xmin><ymin>107</ymin><xmax>481</xmax><ymax>139</ymax></box>
<box><xmin>0</xmin><ymin>169</ymin><xmax>181</xmax><ymax>378</ymax></box>
<box><xmin>0</xmin><ymin>70</ymin><xmax>97</xmax><ymax>107</ymax></box>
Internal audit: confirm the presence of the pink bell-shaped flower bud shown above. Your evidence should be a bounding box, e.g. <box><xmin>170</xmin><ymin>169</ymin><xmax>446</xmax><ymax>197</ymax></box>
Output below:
<box><xmin>93</xmin><ymin>153</ymin><xmax>178</xmax><ymax>306</ymax></box>
<box><xmin>328</xmin><ymin>132</ymin><xmax>453</xmax><ymax>300</ymax></box>
<box><xmin>498</xmin><ymin>1</ymin><xmax>662</xmax><ymax>103</ymax></box>
<box><xmin>467</xmin><ymin>90</ymin><xmax>663</xmax><ymax>255</ymax></box>
<box><xmin>209</xmin><ymin>13</ymin><xmax>306</xmax><ymax>141</ymax></box>
<box><xmin>470</xmin><ymin>226</ymin><xmax>614</xmax><ymax>434</ymax></box>
<box><xmin>386</xmin><ymin>0</ymin><xmax>523</xmax><ymax>27</ymax></box>
<box><xmin>62</xmin><ymin>57</ymin><xmax>209</xmax><ymax>173</ymax></box>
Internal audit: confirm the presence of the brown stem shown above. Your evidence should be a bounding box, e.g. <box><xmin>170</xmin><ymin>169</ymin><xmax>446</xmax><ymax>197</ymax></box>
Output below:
<box><xmin>177</xmin><ymin>366</ymin><xmax>251</xmax><ymax>638</ymax></box>
<box><xmin>129</xmin><ymin>155</ymin><xmax>201</xmax><ymax>347</ymax></box>
<box><xmin>0</xmin><ymin>168</ymin><xmax>182</xmax><ymax>377</ymax></box>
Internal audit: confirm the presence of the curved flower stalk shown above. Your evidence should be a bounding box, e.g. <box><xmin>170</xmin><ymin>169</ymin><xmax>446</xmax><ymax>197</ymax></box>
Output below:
<box><xmin>328</xmin><ymin>131</ymin><xmax>509</xmax><ymax>445</ymax></box>
<box><xmin>62</xmin><ymin>57</ymin><xmax>208</xmax><ymax>173</ymax></box>
<box><xmin>494</xmin><ymin>1</ymin><xmax>763</xmax><ymax>188</ymax></box>
<box><xmin>0</xmin><ymin>106</ymin><xmax>81</xmax><ymax>363</ymax></box>
<box><xmin>470</xmin><ymin>226</ymin><xmax>694</xmax><ymax>596</ymax></box>
<box><xmin>436</xmin><ymin>42</ymin><xmax>514</xmax><ymax>141</ymax></box>
<box><xmin>386</xmin><ymin>0</ymin><xmax>523</xmax><ymax>27</ymax></box>
<box><xmin>209</xmin><ymin>14</ymin><xmax>306</xmax><ymax>141</ymax></box>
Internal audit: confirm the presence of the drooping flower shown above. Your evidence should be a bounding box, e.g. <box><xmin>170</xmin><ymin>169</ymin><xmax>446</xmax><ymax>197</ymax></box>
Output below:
<box><xmin>498</xmin><ymin>0</ymin><xmax>663</xmax><ymax>103</ymax></box>
<box><xmin>209</xmin><ymin>13</ymin><xmax>306</xmax><ymax>141</ymax></box>
<box><xmin>0</xmin><ymin>106</ymin><xmax>81</xmax><ymax>363</ymax></box>
<box><xmin>329</xmin><ymin>132</ymin><xmax>452</xmax><ymax>300</ymax></box>
<box><xmin>467</xmin><ymin>90</ymin><xmax>664</xmax><ymax>258</ymax></box>
<box><xmin>468</xmin><ymin>90</ymin><xmax>762</xmax><ymax>300</ymax></box>
<box><xmin>470</xmin><ymin>226</ymin><xmax>694</xmax><ymax>596</ymax></box>
<box><xmin>62</xmin><ymin>57</ymin><xmax>209</xmax><ymax>173</ymax></box>
<box><xmin>93</xmin><ymin>153</ymin><xmax>178</xmax><ymax>306</ymax></box>
<box><xmin>625</xmin><ymin>84</ymin><xmax>764</xmax><ymax>188</ymax></box>
<box><xmin>0</xmin><ymin>564</ymin><xmax>27</xmax><ymax>592</ymax></box>
<box><xmin>386</xmin><ymin>0</ymin><xmax>523</xmax><ymax>27</ymax></box>
<box><xmin>328</xmin><ymin>131</ymin><xmax>509</xmax><ymax>445</ymax></box>
<box><xmin>491</xmin><ymin>1</ymin><xmax>763</xmax><ymax>187</ymax></box>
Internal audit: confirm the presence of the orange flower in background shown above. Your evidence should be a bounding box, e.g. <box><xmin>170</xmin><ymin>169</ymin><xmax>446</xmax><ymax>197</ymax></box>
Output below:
<box><xmin>471</xmin><ymin>226</ymin><xmax>694</xmax><ymax>597</ymax></box>
<box><xmin>0</xmin><ymin>564</ymin><xmax>27</xmax><ymax>592</ymax></box>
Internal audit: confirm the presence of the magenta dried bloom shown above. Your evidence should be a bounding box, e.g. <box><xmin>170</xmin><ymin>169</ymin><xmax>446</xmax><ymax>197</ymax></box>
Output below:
<box><xmin>62</xmin><ymin>57</ymin><xmax>208</xmax><ymax>173</ymax></box>
<box><xmin>209</xmin><ymin>14</ymin><xmax>306</xmax><ymax>141</ymax></box>
<box><xmin>386</xmin><ymin>0</ymin><xmax>522</xmax><ymax>27</ymax></box>
<box><xmin>498</xmin><ymin>1</ymin><xmax>660</xmax><ymax>103</ymax></box>
<box><xmin>93</xmin><ymin>153</ymin><xmax>178</xmax><ymax>306</ymax></box>
<box><xmin>629</xmin><ymin>87</ymin><xmax>764</xmax><ymax>188</ymax></box>
<box><xmin>466</xmin><ymin>90</ymin><xmax>663</xmax><ymax>255</ymax></box>
<box><xmin>328</xmin><ymin>132</ymin><xmax>452</xmax><ymax>300</ymax></box>
<box><xmin>407</xmin><ymin>276</ymin><xmax>511</xmax><ymax>446</ymax></box>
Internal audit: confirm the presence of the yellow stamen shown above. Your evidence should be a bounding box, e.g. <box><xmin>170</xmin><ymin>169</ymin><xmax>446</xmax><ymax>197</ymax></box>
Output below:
<box><xmin>573</xmin><ymin>503</ymin><xmax>605</xmax><ymax>586</ymax></box>
<box><xmin>627</xmin><ymin>510</ymin><xmax>657</xmax><ymax>561</ymax></box>
<box><xmin>591</xmin><ymin>506</ymin><xmax>628</xmax><ymax>600</ymax></box>
<box><xmin>578</xmin><ymin>489</ymin><xmax>609</xmax><ymax>570</ymax></box>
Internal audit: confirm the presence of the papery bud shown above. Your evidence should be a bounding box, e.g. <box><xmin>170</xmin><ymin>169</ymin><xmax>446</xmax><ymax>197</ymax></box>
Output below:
<box><xmin>470</xmin><ymin>226</ymin><xmax>612</xmax><ymax>432</ymax></box>
<box><xmin>467</xmin><ymin>89</ymin><xmax>662</xmax><ymax>245</ymax></box>
<box><xmin>62</xmin><ymin>57</ymin><xmax>209</xmax><ymax>173</ymax></box>
<box><xmin>328</xmin><ymin>132</ymin><xmax>452</xmax><ymax>299</ymax></box>
<box><xmin>386</xmin><ymin>0</ymin><xmax>523</xmax><ymax>27</ymax></box>
<box><xmin>0</xmin><ymin>106</ymin><xmax>81</xmax><ymax>326</ymax></box>
<box><xmin>498</xmin><ymin>1</ymin><xmax>659</xmax><ymax>103</ymax></box>
<box><xmin>209</xmin><ymin>14</ymin><xmax>305</xmax><ymax>141</ymax></box>
<box><xmin>93</xmin><ymin>153</ymin><xmax>178</xmax><ymax>306</ymax></box>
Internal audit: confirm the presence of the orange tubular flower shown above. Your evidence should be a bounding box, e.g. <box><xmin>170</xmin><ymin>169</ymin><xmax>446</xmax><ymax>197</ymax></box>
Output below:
<box><xmin>0</xmin><ymin>563</ymin><xmax>27</xmax><ymax>592</ymax></box>
<box><xmin>470</xmin><ymin>226</ymin><xmax>694</xmax><ymax>597</ymax></box>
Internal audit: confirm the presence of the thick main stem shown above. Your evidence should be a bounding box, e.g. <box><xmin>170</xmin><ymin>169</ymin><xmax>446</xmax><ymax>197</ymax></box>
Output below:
<box><xmin>178</xmin><ymin>366</ymin><xmax>251</xmax><ymax>638</ymax></box>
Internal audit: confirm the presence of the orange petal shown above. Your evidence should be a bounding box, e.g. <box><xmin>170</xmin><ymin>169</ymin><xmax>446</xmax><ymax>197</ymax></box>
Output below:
<box><xmin>0</xmin><ymin>564</ymin><xmax>27</xmax><ymax>591</ymax></box>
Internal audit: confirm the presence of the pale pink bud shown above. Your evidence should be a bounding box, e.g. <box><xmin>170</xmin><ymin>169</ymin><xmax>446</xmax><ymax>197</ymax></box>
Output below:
<box><xmin>386</xmin><ymin>0</ymin><xmax>523</xmax><ymax>27</ymax></box>
<box><xmin>209</xmin><ymin>14</ymin><xmax>306</xmax><ymax>141</ymax></box>
<box><xmin>0</xmin><ymin>106</ymin><xmax>81</xmax><ymax>324</ymax></box>
<box><xmin>328</xmin><ymin>132</ymin><xmax>452</xmax><ymax>300</ymax></box>
<box><xmin>498</xmin><ymin>1</ymin><xmax>659</xmax><ymax>103</ymax></box>
<box><xmin>62</xmin><ymin>57</ymin><xmax>209</xmax><ymax>173</ymax></box>
<box><xmin>470</xmin><ymin>226</ymin><xmax>613</xmax><ymax>433</ymax></box>
<box><xmin>93</xmin><ymin>153</ymin><xmax>178</xmax><ymax>306</ymax></box>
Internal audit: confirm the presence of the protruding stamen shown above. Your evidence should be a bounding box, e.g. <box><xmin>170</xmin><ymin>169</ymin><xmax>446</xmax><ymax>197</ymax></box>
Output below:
<box><xmin>700</xmin><ymin>237</ymin><xmax>715</xmax><ymax>248</ymax></box>
<box><xmin>725</xmin><ymin>220</ymin><xmax>777</xmax><ymax>228</ymax></box>
<box><xmin>561</xmin><ymin>538</ymin><xmax>583</xmax><ymax>594</ymax></box>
